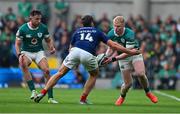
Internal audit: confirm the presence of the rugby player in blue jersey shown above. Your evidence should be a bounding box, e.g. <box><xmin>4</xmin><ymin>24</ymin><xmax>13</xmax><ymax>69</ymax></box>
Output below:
<box><xmin>34</xmin><ymin>15</ymin><xmax>140</xmax><ymax>104</ymax></box>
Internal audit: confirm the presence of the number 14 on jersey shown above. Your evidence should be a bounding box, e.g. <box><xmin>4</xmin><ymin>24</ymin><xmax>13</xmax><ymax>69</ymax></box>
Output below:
<box><xmin>80</xmin><ymin>33</ymin><xmax>93</xmax><ymax>42</ymax></box>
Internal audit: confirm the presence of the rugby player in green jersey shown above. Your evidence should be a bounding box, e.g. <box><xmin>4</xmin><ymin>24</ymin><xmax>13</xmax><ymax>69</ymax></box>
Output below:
<box><xmin>15</xmin><ymin>10</ymin><xmax>58</xmax><ymax>104</ymax></box>
<box><xmin>104</xmin><ymin>16</ymin><xmax>158</xmax><ymax>106</ymax></box>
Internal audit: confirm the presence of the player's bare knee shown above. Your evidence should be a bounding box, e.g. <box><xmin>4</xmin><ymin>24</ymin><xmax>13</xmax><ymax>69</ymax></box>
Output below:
<box><xmin>89</xmin><ymin>69</ymin><xmax>99</xmax><ymax>77</ymax></box>
<box><xmin>91</xmin><ymin>73</ymin><xmax>98</xmax><ymax>78</ymax></box>
<box><xmin>21</xmin><ymin>64</ymin><xmax>29</xmax><ymax>71</ymax></box>
<box><xmin>136</xmin><ymin>71</ymin><xmax>145</xmax><ymax>77</ymax></box>
<box><xmin>43</xmin><ymin>69</ymin><xmax>50</xmax><ymax>75</ymax></box>
<box><xmin>138</xmin><ymin>74</ymin><xmax>147</xmax><ymax>80</ymax></box>
<box><xmin>90</xmin><ymin>74</ymin><xmax>98</xmax><ymax>78</ymax></box>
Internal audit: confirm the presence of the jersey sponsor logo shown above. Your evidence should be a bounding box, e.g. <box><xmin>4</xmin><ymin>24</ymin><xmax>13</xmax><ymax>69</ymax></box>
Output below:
<box><xmin>31</xmin><ymin>38</ymin><xmax>38</xmax><ymax>45</ymax></box>
<box><xmin>37</xmin><ymin>33</ymin><xmax>43</xmax><ymax>38</ymax></box>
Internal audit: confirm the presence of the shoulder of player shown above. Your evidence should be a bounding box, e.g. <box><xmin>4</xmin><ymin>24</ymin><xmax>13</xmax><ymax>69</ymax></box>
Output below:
<box><xmin>18</xmin><ymin>23</ymin><xmax>27</xmax><ymax>29</ymax></box>
<box><xmin>125</xmin><ymin>27</ymin><xmax>135</xmax><ymax>34</ymax></box>
<box><xmin>17</xmin><ymin>23</ymin><xmax>28</xmax><ymax>33</ymax></box>
<box><xmin>74</xmin><ymin>27</ymin><xmax>83</xmax><ymax>34</ymax></box>
<box><xmin>124</xmin><ymin>27</ymin><xmax>135</xmax><ymax>40</ymax></box>
<box><xmin>96</xmin><ymin>27</ymin><xmax>104</xmax><ymax>33</ymax></box>
<box><xmin>39</xmin><ymin>23</ymin><xmax>48</xmax><ymax>29</ymax></box>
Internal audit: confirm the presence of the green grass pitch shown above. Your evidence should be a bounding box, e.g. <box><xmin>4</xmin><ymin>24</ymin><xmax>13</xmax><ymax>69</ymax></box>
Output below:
<box><xmin>0</xmin><ymin>88</ymin><xmax>179</xmax><ymax>113</ymax></box>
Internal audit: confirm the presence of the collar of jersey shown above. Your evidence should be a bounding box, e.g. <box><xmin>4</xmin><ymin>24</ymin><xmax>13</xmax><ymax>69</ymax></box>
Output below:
<box><xmin>114</xmin><ymin>27</ymin><xmax>125</xmax><ymax>37</ymax></box>
<box><xmin>27</xmin><ymin>22</ymin><xmax>39</xmax><ymax>30</ymax></box>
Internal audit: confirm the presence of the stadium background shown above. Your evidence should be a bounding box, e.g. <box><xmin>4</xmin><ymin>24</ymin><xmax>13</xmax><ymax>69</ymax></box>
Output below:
<box><xmin>0</xmin><ymin>0</ymin><xmax>179</xmax><ymax>91</ymax></box>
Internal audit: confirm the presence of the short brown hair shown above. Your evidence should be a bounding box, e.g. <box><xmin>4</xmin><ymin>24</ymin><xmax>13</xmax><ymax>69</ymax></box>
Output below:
<box><xmin>30</xmin><ymin>10</ymin><xmax>42</xmax><ymax>17</ymax></box>
<box><xmin>81</xmin><ymin>15</ymin><xmax>94</xmax><ymax>27</ymax></box>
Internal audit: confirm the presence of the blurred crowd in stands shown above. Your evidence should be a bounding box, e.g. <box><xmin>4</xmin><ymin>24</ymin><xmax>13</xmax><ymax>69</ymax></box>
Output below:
<box><xmin>0</xmin><ymin>0</ymin><xmax>179</xmax><ymax>89</ymax></box>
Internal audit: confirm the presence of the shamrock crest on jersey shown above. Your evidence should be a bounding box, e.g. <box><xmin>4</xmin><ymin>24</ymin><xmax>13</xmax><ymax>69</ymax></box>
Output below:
<box><xmin>37</xmin><ymin>33</ymin><xmax>43</xmax><ymax>38</ymax></box>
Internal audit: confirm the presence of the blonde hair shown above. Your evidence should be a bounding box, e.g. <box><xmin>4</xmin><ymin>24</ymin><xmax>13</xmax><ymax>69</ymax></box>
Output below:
<box><xmin>113</xmin><ymin>16</ymin><xmax>125</xmax><ymax>25</ymax></box>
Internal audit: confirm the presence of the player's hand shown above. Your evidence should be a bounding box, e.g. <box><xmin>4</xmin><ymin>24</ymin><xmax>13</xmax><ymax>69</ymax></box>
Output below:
<box><xmin>18</xmin><ymin>53</ymin><xmax>24</xmax><ymax>60</ymax></box>
<box><xmin>101</xmin><ymin>57</ymin><xmax>116</xmax><ymax>66</ymax></box>
<box><xmin>49</xmin><ymin>47</ymin><xmax>56</xmax><ymax>54</ymax></box>
<box><xmin>129</xmin><ymin>48</ymin><xmax>141</xmax><ymax>55</ymax></box>
<box><xmin>101</xmin><ymin>57</ymin><xmax>111</xmax><ymax>65</ymax></box>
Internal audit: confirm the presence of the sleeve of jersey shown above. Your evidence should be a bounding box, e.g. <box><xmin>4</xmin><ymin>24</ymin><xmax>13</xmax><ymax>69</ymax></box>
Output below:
<box><xmin>44</xmin><ymin>26</ymin><xmax>50</xmax><ymax>39</ymax></box>
<box><xmin>127</xmin><ymin>30</ymin><xmax>140</xmax><ymax>48</ymax></box>
<box><xmin>99</xmin><ymin>31</ymin><xmax>109</xmax><ymax>44</ymax></box>
<box><xmin>128</xmin><ymin>30</ymin><xmax>135</xmax><ymax>41</ymax></box>
<box><xmin>16</xmin><ymin>27</ymin><xmax>24</xmax><ymax>40</ymax></box>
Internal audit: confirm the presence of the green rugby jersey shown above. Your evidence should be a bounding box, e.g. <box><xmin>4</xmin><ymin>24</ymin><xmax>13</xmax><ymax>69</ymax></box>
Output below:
<box><xmin>107</xmin><ymin>28</ymin><xmax>139</xmax><ymax>54</ymax></box>
<box><xmin>16</xmin><ymin>22</ymin><xmax>50</xmax><ymax>52</ymax></box>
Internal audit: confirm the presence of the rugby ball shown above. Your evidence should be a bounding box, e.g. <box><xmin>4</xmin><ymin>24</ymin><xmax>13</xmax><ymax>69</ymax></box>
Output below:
<box><xmin>96</xmin><ymin>53</ymin><xmax>106</xmax><ymax>66</ymax></box>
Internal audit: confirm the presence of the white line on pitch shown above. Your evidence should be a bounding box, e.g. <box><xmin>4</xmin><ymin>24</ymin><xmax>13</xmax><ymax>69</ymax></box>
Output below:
<box><xmin>154</xmin><ymin>90</ymin><xmax>180</xmax><ymax>102</ymax></box>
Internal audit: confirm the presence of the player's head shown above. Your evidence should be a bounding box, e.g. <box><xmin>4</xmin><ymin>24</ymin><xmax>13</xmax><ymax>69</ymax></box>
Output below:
<box><xmin>113</xmin><ymin>16</ymin><xmax>125</xmax><ymax>35</ymax></box>
<box><xmin>29</xmin><ymin>10</ymin><xmax>42</xmax><ymax>27</ymax></box>
<box><xmin>81</xmin><ymin>15</ymin><xmax>94</xmax><ymax>27</ymax></box>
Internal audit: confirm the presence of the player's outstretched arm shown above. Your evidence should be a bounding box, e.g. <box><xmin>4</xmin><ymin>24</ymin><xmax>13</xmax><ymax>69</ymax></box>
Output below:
<box><xmin>102</xmin><ymin>48</ymin><xmax>141</xmax><ymax>65</ymax></box>
<box><xmin>101</xmin><ymin>53</ymin><xmax>128</xmax><ymax>65</ymax></box>
<box><xmin>115</xmin><ymin>48</ymin><xmax>141</xmax><ymax>60</ymax></box>
<box><xmin>107</xmin><ymin>40</ymin><xmax>140</xmax><ymax>55</ymax></box>
<box><xmin>105</xmin><ymin>47</ymin><xmax>114</xmax><ymax>57</ymax></box>
<box><xmin>115</xmin><ymin>53</ymin><xmax>130</xmax><ymax>60</ymax></box>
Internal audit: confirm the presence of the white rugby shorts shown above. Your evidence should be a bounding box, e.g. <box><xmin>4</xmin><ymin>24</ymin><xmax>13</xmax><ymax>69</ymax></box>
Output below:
<box><xmin>118</xmin><ymin>54</ymin><xmax>143</xmax><ymax>71</ymax></box>
<box><xmin>63</xmin><ymin>47</ymin><xmax>98</xmax><ymax>71</ymax></box>
<box><xmin>21</xmin><ymin>51</ymin><xmax>46</xmax><ymax>64</ymax></box>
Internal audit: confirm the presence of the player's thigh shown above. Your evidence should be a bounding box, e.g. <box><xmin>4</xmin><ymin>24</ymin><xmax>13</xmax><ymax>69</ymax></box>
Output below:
<box><xmin>35</xmin><ymin>51</ymin><xmax>46</xmax><ymax>64</ymax></box>
<box><xmin>118</xmin><ymin>59</ymin><xmax>132</xmax><ymax>71</ymax></box>
<box><xmin>80</xmin><ymin>51</ymin><xmax>98</xmax><ymax>72</ymax></box>
<box><xmin>38</xmin><ymin>58</ymin><xmax>49</xmax><ymax>71</ymax></box>
<box><xmin>121</xmin><ymin>69</ymin><xmax>133</xmax><ymax>84</ymax></box>
<box><xmin>57</xmin><ymin>64</ymin><xmax>70</xmax><ymax>77</ymax></box>
<box><xmin>132</xmin><ymin>54</ymin><xmax>145</xmax><ymax>74</ymax></box>
<box><xmin>88</xmin><ymin>68</ymin><xmax>99</xmax><ymax>77</ymax></box>
<box><xmin>35</xmin><ymin>51</ymin><xmax>49</xmax><ymax>70</ymax></box>
<box><xmin>20</xmin><ymin>51</ymin><xmax>33</xmax><ymax>66</ymax></box>
<box><xmin>63</xmin><ymin>47</ymin><xmax>80</xmax><ymax>69</ymax></box>
<box><xmin>118</xmin><ymin>60</ymin><xmax>133</xmax><ymax>84</ymax></box>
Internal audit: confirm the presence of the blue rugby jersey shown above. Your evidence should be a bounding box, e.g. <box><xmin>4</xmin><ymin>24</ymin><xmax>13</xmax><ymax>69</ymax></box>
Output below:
<box><xmin>70</xmin><ymin>27</ymin><xmax>109</xmax><ymax>55</ymax></box>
